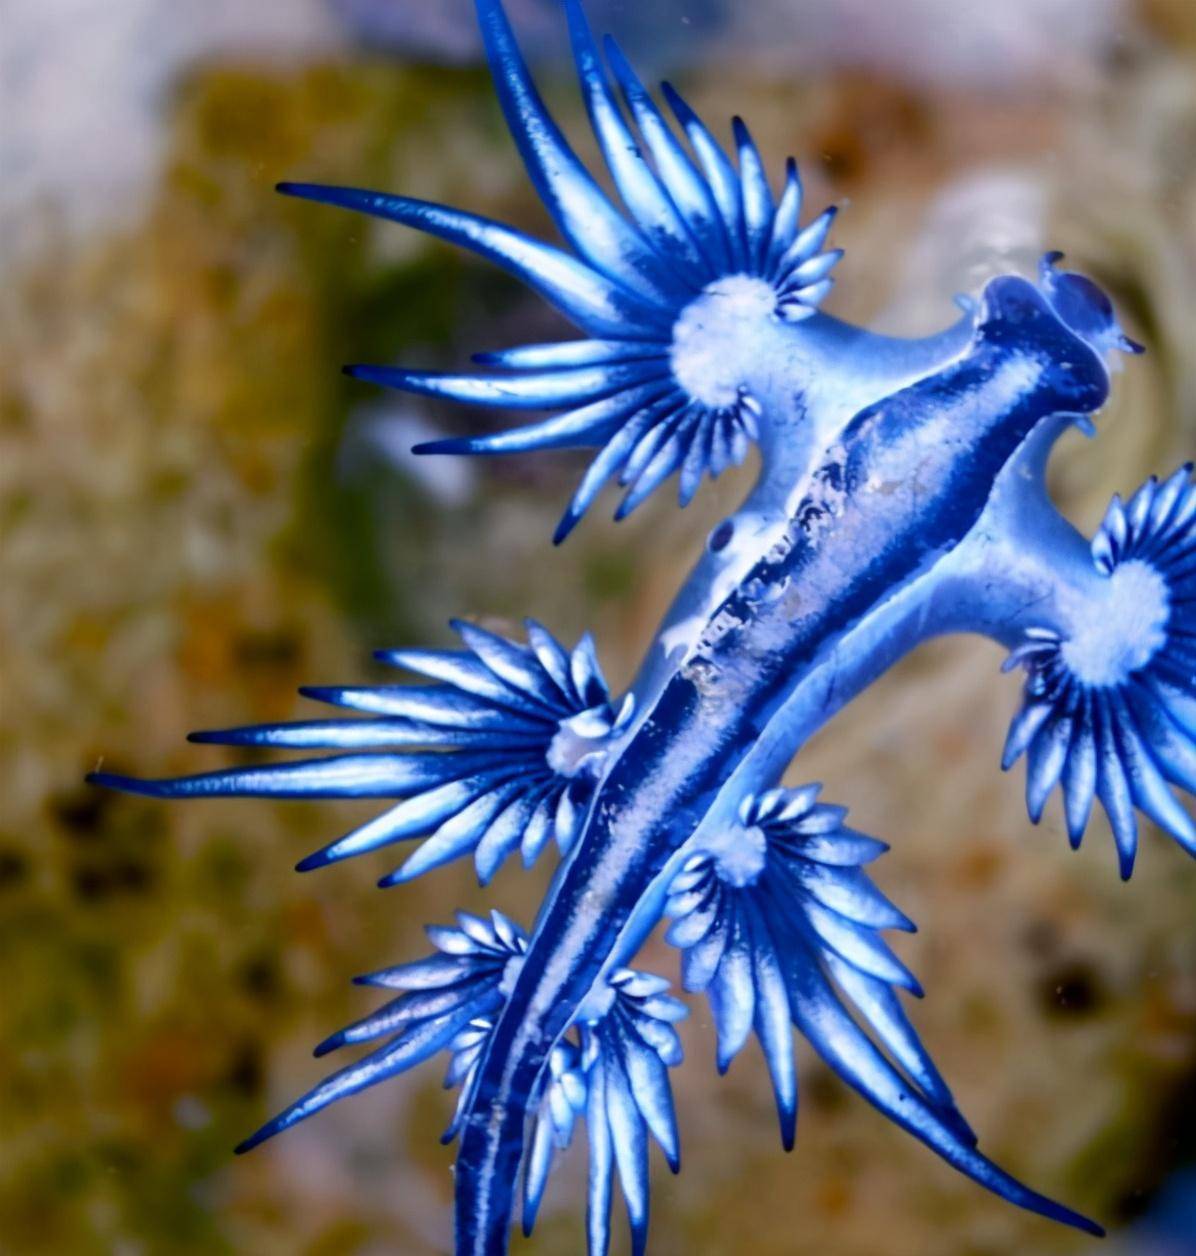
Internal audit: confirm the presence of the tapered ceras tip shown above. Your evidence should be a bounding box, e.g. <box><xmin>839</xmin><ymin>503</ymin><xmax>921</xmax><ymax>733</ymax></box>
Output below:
<box><xmin>411</xmin><ymin>439</ymin><xmax>465</xmax><ymax>456</ymax></box>
<box><xmin>86</xmin><ymin>772</ymin><xmax>156</xmax><ymax>797</ymax></box>
<box><xmin>342</xmin><ymin>364</ymin><xmax>418</xmax><ymax>389</ymax></box>
<box><xmin>298</xmin><ymin>686</ymin><xmax>344</xmax><ymax>704</ymax></box>
<box><xmin>276</xmin><ymin>181</ymin><xmax>357</xmax><ymax>207</ymax></box>
<box><xmin>552</xmin><ymin>512</ymin><xmax>582</xmax><ymax>546</ymax></box>
<box><xmin>294</xmin><ymin>850</ymin><xmax>332</xmax><ymax>873</ymax></box>
<box><xmin>233</xmin><ymin>1130</ymin><xmax>268</xmax><ymax>1155</ymax></box>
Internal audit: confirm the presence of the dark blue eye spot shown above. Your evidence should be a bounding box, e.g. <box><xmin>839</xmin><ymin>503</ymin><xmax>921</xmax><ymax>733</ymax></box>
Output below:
<box><xmin>1069</xmin><ymin>275</ymin><xmax>1113</xmax><ymax>319</ymax></box>
<box><xmin>1058</xmin><ymin>273</ymin><xmax>1113</xmax><ymax>321</ymax></box>
<box><xmin>1048</xmin><ymin>272</ymin><xmax>1117</xmax><ymax>344</ymax></box>
<box><xmin>710</xmin><ymin>520</ymin><xmax>735</xmax><ymax>553</ymax></box>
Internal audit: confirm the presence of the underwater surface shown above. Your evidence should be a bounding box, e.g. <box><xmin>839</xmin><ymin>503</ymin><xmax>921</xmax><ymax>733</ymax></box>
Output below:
<box><xmin>2</xmin><ymin>1</ymin><xmax>1195</xmax><ymax>1253</ymax></box>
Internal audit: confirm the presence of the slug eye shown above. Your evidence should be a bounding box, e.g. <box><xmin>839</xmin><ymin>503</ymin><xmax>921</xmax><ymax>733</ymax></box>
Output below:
<box><xmin>1053</xmin><ymin>273</ymin><xmax>1114</xmax><ymax>330</ymax></box>
<box><xmin>1040</xmin><ymin>254</ymin><xmax>1119</xmax><ymax>347</ymax></box>
<box><xmin>709</xmin><ymin>520</ymin><xmax>735</xmax><ymax>553</ymax></box>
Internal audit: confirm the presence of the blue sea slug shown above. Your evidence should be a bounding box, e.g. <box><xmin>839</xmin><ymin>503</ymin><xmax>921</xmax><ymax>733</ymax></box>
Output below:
<box><xmin>91</xmin><ymin>1</ymin><xmax>1195</xmax><ymax>1251</ymax></box>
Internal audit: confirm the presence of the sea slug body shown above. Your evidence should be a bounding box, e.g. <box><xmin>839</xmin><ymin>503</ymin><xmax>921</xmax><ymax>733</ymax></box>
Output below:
<box><xmin>91</xmin><ymin>2</ymin><xmax>1193</xmax><ymax>1253</ymax></box>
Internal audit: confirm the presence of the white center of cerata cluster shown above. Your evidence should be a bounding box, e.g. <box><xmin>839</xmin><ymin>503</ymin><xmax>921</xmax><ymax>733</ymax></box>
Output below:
<box><xmin>546</xmin><ymin>711</ymin><xmax>609</xmax><ymax>780</ymax></box>
<box><xmin>670</xmin><ymin>274</ymin><xmax>776</xmax><ymax>410</ymax></box>
<box><xmin>704</xmin><ymin>819</ymin><xmax>769</xmax><ymax>888</ymax></box>
<box><xmin>1061</xmin><ymin>559</ymin><xmax>1171</xmax><ymax>686</ymax></box>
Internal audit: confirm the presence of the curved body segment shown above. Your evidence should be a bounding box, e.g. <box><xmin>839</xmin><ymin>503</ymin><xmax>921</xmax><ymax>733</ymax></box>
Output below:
<box><xmin>454</xmin><ymin>274</ymin><xmax>1110</xmax><ymax>1251</ymax></box>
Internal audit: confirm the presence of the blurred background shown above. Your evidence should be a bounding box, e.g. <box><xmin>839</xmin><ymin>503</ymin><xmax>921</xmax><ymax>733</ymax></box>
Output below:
<box><xmin>2</xmin><ymin>1</ymin><xmax>1195</xmax><ymax>1253</ymax></box>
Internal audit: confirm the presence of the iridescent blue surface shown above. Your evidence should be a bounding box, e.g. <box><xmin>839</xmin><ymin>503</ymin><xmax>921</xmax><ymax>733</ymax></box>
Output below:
<box><xmin>90</xmin><ymin>1</ymin><xmax>1195</xmax><ymax>1252</ymax></box>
